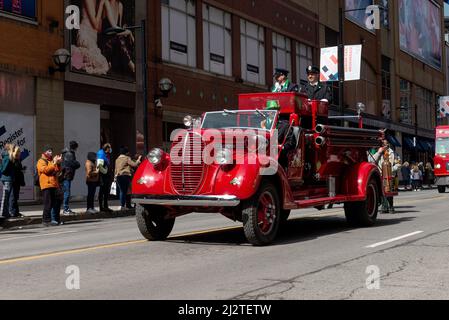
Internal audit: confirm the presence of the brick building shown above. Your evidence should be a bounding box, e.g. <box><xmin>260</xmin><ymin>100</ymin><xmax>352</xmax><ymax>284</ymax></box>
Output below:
<box><xmin>147</xmin><ymin>0</ymin><xmax>446</xmax><ymax>164</ymax></box>
<box><xmin>0</xmin><ymin>1</ymin><xmax>65</xmax><ymax>201</ymax></box>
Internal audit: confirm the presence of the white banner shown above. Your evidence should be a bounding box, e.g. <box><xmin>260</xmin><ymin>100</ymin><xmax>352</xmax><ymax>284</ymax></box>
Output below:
<box><xmin>0</xmin><ymin>112</ymin><xmax>35</xmax><ymax>201</ymax></box>
<box><xmin>320</xmin><ymin>45</ymin><xmax>362</xmax><ymax>82</ymax></box>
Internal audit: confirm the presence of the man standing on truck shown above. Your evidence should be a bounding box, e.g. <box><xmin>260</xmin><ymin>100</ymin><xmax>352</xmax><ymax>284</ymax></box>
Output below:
<box><xmin>271</xmin><ymin>68</ymin><xmax>299</xmax><ymax>93</ymax></box>
<box><xmin>301</xmin><ymin>66</ymin><xmax>332</xmax><ymax>103</ymax></box>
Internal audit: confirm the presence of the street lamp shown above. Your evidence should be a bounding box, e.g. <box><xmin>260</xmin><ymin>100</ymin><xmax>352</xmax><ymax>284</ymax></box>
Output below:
<box><xmin>49</xmin><ymin>48</ymin><xmax>71</xmax><ymax>74</ymax></box>
<box><xmin>104</xmin><ymin>20</ymin><xmax>149</xmax><ymax>154</ymax></box>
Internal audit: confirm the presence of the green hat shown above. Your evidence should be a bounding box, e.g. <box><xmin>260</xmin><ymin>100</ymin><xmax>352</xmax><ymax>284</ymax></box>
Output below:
<box><xmin>265</xmin><ymin>100</ymin><xmax>280</xmax><ymax>110</ymax></box>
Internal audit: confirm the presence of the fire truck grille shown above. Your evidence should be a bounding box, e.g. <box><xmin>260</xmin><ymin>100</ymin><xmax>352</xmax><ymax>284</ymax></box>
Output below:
<box><xmin>170</xmin><ymin>132</ymin><xmax>205</xmax><ymax>195</ymax></box>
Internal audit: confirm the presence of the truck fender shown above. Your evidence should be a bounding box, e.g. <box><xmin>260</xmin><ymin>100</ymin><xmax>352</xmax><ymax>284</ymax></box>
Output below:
<box><xmin>341</xmin><ymin>162</ymin><xmax>382</xmax><ymax>199</ymax></box>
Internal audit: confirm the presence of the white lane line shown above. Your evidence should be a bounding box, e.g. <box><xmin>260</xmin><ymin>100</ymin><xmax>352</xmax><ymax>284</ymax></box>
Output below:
<box><xmin>365</xmin><ymin>231</ymin><xmax>424</xmax><ymax>249</ymax></box>
<box><xmin>0</xmin><ymin>231</ymin><xmax>78</xmax><ymax>242</ymax></box>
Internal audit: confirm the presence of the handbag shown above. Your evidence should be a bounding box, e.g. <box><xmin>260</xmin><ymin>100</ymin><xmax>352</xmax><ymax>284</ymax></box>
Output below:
<box><xmin>110</xmin><ymin>181</ymin><xmax>118</xmax><ymax>196</ymax></box>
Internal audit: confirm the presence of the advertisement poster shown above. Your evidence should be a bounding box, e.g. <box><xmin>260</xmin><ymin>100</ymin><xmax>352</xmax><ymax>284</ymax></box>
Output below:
<box><xmin>0</xmin><ymin>0</ymin><xmax>36</xmax><ymax>20</ymax></box>
<box><xmin>320</xmin><ymin>45</ymin><xmax>362</xmax><ymax>82</ymax></box>
<box><xmin>438</xmin><ymin>96</ymin><xmax>449</xmax><ymax>119</ymax></box>
<box><xmin>0</xmin><ymin>112</ymin><xmax>35</xmax><ymax>201</ymax></box>
<box><xmin>345</xmin><ymin>0</ymin><xmax>374</xmax><ymax>31</ymax></box>
<box><xmin>70</xmin><ymin>0</ymin><xmax>136</xmax><ymax>82</ymax></box>
<box><xmin>399</xmin><ymin>0</ymin><xmax>442</xmax><ymax>69</ymax></box>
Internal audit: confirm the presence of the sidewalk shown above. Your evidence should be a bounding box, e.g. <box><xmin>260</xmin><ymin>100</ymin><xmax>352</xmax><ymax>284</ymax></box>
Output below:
<box><xmin>0</xmin><ymin>200</ymin><xmax>135</xmax><ymax>229</ymax></box>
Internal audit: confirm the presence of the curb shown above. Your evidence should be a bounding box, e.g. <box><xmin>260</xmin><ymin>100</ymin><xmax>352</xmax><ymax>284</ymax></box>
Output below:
<box><xmin>0</xmin><ymin>209</ymin><xmax>136</xmax><ymax>230</ymax></box>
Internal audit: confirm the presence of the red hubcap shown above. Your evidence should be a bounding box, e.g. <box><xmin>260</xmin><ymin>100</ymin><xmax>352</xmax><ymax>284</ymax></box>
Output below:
<box><xmin>257</xmin><ymin>192</ymin><xmax>276</xmax><ymax>234</ymax></box>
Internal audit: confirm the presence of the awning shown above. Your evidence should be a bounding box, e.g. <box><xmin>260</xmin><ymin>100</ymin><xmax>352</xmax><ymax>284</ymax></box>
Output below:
<box><xmin>403</xmin><ymin>137</ymin><xmax>415</xmax><ymax>150</ymax></box>
<box><xmin>415</xmin><ymin>140</ymin><xmax>426</xmax><ymax>152</ymax></box>
<box><xmin>418</xmin><ymin>140</ymin><xmax>435</xmax><ymax>152</ymax></box>
<box><xmin>386</xmin><ymin>135</ymin><xmax>401</xmax><ymax>147</ymax></box>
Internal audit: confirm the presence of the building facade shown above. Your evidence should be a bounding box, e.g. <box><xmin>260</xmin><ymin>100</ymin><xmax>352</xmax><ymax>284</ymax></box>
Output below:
<box><xmin>147</xmin><ymin>0</ymin><xmax>446</xmax><ymax>164</ymax></box>
<box><xmin>0</xmin><ymin>1</ymin><xmax>65</xmax><ymax>201</ymax></box>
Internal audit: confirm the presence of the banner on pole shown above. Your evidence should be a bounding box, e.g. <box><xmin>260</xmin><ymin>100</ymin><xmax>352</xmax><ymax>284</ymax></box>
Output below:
<box><xmin>438</xmin><ymin>96</ymin><xmax>449</xmax><ymax>119</ymax></box>
<box><xmin>320</xmin><ymin>45</ymin><xmax>362</xmax><ymax>82</ymax></box>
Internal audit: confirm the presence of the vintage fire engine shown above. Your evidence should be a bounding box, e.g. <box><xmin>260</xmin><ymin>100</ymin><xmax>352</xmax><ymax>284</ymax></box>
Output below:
<box><xmin>434</xmin><ymin>125</ymin><xmax>449</xmax><ymax>193</ymax></box>
<box><xmin>132</xmin><ymin>92</ymin><xmax>395</xmax><ymax>245</ymax></box>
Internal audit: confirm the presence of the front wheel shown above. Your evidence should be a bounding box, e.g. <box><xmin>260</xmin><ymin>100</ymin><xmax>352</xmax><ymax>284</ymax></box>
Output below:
<box><xmin>242</xmin><ymin>181</ymin><xmax>281</xmax><ymax>246</ymax></box>
<box><xmin>438</xmin><ymin>186</ymin><xmax>446</xmax><ymax>194</ymax></box>
<box><xmin>345</xmin><ymin>178</ymin><xmax>379</xmax><ymax>227</ymax></box>
<box><xmin>136</xmin><ymin>204</ymin><xmax>175</xmax><ymax>241</ymax></box>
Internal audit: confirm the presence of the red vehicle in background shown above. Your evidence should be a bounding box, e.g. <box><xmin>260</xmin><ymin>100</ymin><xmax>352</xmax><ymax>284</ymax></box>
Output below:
<box><xmin>434</xmin><ymin>126</ymin><xmax>449</xmax><ymax>193</ymax></box>
<box><xmin>132</xmin><ymin>92</ymin><xmax>396</xmax><ymax>246</ymax></box>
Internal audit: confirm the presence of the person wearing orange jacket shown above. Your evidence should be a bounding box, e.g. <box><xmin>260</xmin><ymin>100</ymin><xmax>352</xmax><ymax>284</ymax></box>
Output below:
<box><xmin>37</xmin><ymin>145</ymin><xmax>63</xmax><ymax>226</ymax></box>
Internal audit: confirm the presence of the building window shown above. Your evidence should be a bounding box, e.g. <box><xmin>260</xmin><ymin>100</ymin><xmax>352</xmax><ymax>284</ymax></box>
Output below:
<box><xmin>272</xmin><ymin>33</ymin><xmax>291</xmax><ymax>76</ymax></box>
<box><xmin>202</xmin><ymin>4</ymin><xmax>232</xmax><ymax>76</ymax></box>
<box><xmin>400</xmin><ymin>79</ymin><xmax>412</xmax><ymax>124</ymax></box>
<box><xmin>240</xmin><ymin>19</ymin><xmax>265</xmax><ymax>85</ymax></box>
<box><xmin>416</xmin><ymin>86</ymin><xmax>433</xmax><ymax>130</ymax></box>
<box><xmin>346</xmin><ymin>61</ymin><xmax>377</xmax><ymax>114</ymax></box>
<box><xmin>381</xmin><ymin>0</ymin><xmax>389</xmax><ymax>29</ymax></box>
<box><xmin>0</xmin><ymin>0</ymin><xmax>37</xmax><ymax>22</ymax></box>
<box><xmin>162</xmin><ymin>0</ymin><xmax>196</xmax><ymax>68</ymax></box>
<box><xmin>295</xmin><ymin>42</ymin><xmax>313</xmax><ymax>85</ymax></box>
<box><xmin>381</xmin><ymin>56</ymin><xmax>391</xmax><ymax>119</ymax></box>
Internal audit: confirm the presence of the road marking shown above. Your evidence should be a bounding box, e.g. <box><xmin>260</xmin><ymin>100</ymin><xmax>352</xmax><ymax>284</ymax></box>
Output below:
<box><xmin>0</xmin><ymin>240</ymin><xmax>148</xmax><ymax>265</ymax></box>
<box><xmin>0</xmin><ymin>231</ymin><xmax>78</xmax><ymax>242</ymax></box>
<box><xmin>365</xmin><ymin>231</ymin><xmax>424</xmax><ymax>249</ymax></box>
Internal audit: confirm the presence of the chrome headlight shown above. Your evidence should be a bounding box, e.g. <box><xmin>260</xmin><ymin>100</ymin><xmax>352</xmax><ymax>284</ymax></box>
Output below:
<box><xmin>147</xmin><ymin>148</ymin><xmax>164</xmax><ymax>165</ymax></box>
<box><xmin>215</xmin><ymin>148</ymin><xmax>233</xmax><ymax>165</ymax></box>
<box><xmin>184</xmin><ymin>115</ymin><xmax>193</xmax><ymax>127</ymax></box>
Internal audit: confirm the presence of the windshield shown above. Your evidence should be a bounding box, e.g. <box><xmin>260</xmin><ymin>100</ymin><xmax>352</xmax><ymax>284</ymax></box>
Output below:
<box><xmin>436</xmin><ymin>137</ymin><xmax>449</xmax><ymax>155</ymax></box>
<box><xmin>202</xmin><ymin>110</ymin><xmax>278</xmax><ymax>130</ymax></box>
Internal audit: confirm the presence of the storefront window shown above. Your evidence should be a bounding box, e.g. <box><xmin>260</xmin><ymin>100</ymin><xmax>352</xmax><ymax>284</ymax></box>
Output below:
<box><xmin>296</xmin><ymin>42</ymin><xmax>313</xmax><ymax>85</ymax></box>
<box><xmin>202</xmin><ymin>4</ymin><xmax>232</xmax><ymax>76</ymax></box>
<box><xmin>162</xmin><ymin>0</ymin><xmax>197</xmax><ymax>68</ymax></box>
<box><xmin>272</xmin><ymin>32</ymin><xmax>291</xmax><ymax>77</ymax></box>
<box><xmin>240</xmin><ymin>19</ymin><xmax>265</xmax><ymax>85</ymax></box>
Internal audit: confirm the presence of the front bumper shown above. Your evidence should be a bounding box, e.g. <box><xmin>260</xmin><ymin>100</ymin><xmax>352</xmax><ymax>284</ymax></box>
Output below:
<box><xmin>132</xmin><ymin>195</ymin><xmax>241</xmax><ymax>207</ymax></box>
<box><xmin>435</xmin><ymin>176</ymin><xmax>449</xmax><ymax>186</ymax></box>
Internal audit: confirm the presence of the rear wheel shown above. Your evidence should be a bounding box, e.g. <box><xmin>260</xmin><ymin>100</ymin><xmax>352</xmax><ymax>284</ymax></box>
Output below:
<box><xmin>242</xmin><ymin>181</ymin><xmax>281</xmax><ymax>246</ymax></box>
<box><xmin>136</xmin><ymin>204</ymin><xmax>175</xmax><ymax>241</ymax></box>
<box><xmin>345</xmin><ymin>178</ymin><xmax>379</xmax><ymax>227</ymax></box>
<box><xmin>438</xmin><ymin>186</ymin><xmax>446</xmax><ymax>194</ymax></box>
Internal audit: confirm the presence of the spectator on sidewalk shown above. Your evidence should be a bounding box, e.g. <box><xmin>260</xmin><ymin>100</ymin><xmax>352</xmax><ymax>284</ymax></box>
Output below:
<box><xmin>97</xmin><ymin>143</ymin><xmax>113</xmax><ymax>213</ymax></box>
<box><xmin>37</xmin><ymin>145</ymin><xmax>63</xmax><ymax>226</ymax></box>
<box><xmin>10</xmin><ymin>146</ymin><xmax>25</xmax><ymax>218</ymax></box>
<box><xmin>401</xmin><ymin>162</ymin><xmax>411</xmax><ymax>190</ymax></box>
<box><xmin>1</xmin><ymin>144</ymin><xmax>15</xmax><ymax>219</ymax></box>
<box><xmin>411</xmin><ymin>164</ymin><xmax>423</xmax><ymax>192</ymax></box>
<box><xmin>115</xmin><ymin>146</ymin><xmax>142</xmax><ymax>210</ymax></box>
<box><xmin>85</xmin><ymin>152</ymin><xmax>100</xmax><ymax>214</ymax></box>
<box><xmin>392</xmin><ymin>158</ymin><xmax>402</xmax><ymax>192</ymax></box>
<box><xmin>61</xmin><ymin>141</ymin><xmax>81</xmax><ymax>215</ymax></box>
<box><xmin>424</xmin><ymin>162</ymin><xmax>435</xmax><ymax>189</ymax></box>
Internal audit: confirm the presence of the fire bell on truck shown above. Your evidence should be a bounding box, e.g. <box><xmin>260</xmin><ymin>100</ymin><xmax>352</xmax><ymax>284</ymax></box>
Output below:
<box><xmin>301</xmin><ymin>66</ymin><xmax>332</xmax><ymax>103</ymax></box>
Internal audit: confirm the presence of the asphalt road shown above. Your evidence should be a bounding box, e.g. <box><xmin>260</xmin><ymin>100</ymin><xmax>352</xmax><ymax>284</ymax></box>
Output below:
<box><xmin>0</xmin><ymin>189</ymin><xmax>448</xmax><ymax>300</ymax></box>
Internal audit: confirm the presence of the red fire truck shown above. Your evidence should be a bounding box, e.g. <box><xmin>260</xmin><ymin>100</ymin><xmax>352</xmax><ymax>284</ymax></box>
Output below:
<box><xmin>132</xmin><ymin>92</ymin><xmax>396</xmax><ymax>246</ymax></box>
<box><xmin>434</xmin><ymin>126</ymin><xmax>449</xmax><ymax>193</ymax></box>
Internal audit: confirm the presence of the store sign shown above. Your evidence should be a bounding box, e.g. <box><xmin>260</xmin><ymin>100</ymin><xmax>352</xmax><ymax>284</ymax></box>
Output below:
<box><xmin>0</xmin><ymin>112</ymin><xmax>35</xmax><ymax>201</ymax></box>
<box><xmin>0</xmin><ymin>0</ymin><xmax>36</xmax><ymax>20</ymax></box>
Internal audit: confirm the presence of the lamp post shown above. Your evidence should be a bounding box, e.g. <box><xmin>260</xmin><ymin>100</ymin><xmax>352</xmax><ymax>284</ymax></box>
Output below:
<box><xmin>49</xmin><ymin>48</ymin><xmax>71</xmax><ymax>74</ymax></box>
<box><xmin>104</xmin><ymin>20</ymin><xmax>149</xmax><ymax>154</ymax></box>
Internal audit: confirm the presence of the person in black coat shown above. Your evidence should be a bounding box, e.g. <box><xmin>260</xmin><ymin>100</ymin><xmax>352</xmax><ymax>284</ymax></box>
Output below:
<box><xmin>61</xmin><ymin>141</ymin><xmax>81</xmax><ymax>215</ymax></box>
<box><xmin>10</xmin><ymin>146</ymin><xmax>25</xmax><ymax>218</ymax></box>
<box><xmin>301</xmin><ymin>65</ymin><xmax>332</xmax><ymax>102</ymax></box>
<box><xmin>271</xmin><ymin>68</ymin><xmax>299</xmax><ymax>93</ymax></box>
